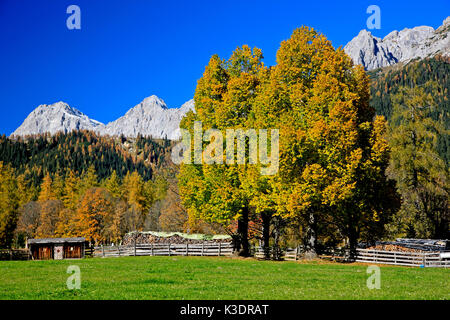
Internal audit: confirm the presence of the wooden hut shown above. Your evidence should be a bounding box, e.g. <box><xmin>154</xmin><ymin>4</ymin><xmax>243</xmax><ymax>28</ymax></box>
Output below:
<box><xmin>26</xmin><ymin>237</ymin><xmax>87</xmax><ymax>260</ymax></box>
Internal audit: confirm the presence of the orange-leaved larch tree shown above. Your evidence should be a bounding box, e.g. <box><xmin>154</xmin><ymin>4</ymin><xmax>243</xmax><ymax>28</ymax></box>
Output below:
<box><xmin>75</xmin><ymin>187</ymin><xmax>113</xmax><ymax>244</ymax></box>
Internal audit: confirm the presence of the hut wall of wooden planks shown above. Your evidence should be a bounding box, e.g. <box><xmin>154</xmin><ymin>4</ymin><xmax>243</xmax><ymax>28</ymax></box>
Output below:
<box><xmin>26</xmin><ymin>237</ymin><xmax>87</xmax><ymax>260</ymax></box>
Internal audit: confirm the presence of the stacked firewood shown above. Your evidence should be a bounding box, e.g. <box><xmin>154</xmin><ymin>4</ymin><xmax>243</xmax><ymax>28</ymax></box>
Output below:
<box><xmin>366</xmin><ymin>239</ymin><xmax>449</xmax><ymax>253</ymax></box>
<box><xmin>366</xmin><ymin>244</ymin><xmax>425</xmax><ymax>253</ymax></box>
<box><xmin>122</xmin><ymin>233</ymin><xmax>232</xmax><ymax>246</ymax></box>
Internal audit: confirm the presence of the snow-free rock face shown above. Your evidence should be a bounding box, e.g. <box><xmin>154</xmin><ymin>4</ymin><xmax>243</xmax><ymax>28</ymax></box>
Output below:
<box><xmin>11</xmin><ymin>101</ymin><xmax>104</xmax><ymax>137</ymax></box>
<box><xmin>11</xmin><ymin>96</ymin><xmax>195</xmax><ymax>140</ymax></box>
<box><xmin>100</xmin><ymin>95</ymin><xmax>194</xmax><ymax>140</ymax></box>
<box><xmin>344</xmin><ymin>16</ymin><xmax>450</xmax><ymax>70</ymax></box>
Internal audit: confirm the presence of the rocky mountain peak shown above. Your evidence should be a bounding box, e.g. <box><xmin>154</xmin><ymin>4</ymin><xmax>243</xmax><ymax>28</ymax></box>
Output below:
<box><xmin>11</xmin><ymin>101</ymin><xmax>104</xmax><ymax>137</ymax></box>
<box><xmin>344</xmin><ymin>16</ymin><xmax>450</xmax><ymax>70</ymax></box>
<box><xmin>99</xmin><ymin>95</ymin><xmax>194</xmax><ymax>140</ymax></box>
<box><xmin>11</xmin><ymin>95</ymin><xmax>195</xmax><ymax>140</ymax></box>
<box><xmin>140</xmin><ymin>95</ymin><xmax>168</xmax><ymax>111</ymax></box>
<box><xmin>179</xmin><ymin>99</ymin><xmax>195</xmax><ymax>113</ymax></box>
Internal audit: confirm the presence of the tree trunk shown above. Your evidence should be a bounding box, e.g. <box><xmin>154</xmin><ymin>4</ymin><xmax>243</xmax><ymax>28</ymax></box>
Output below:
<box><xmin>261</xmin><ymin>212</ymin><xmax>271</xmax><ymax>259</ymax></box>
<box><xmin>348</xmin><ymin>228</ymin><xmax>358</xmax><ymax>261</ymax></box>
<box><xmin>272</xmin><ymin>216</ymin><xmax>284</xmax><ymax>260</ymax></box>
<box><xmin>304</xmin><ymin>211</ymin><xmax>317</xmax><ymax>260</ymax></box>
<box><xmin>237</xmin><ymin>207</ymin><xmax>250</xmax><ymax>257</ymax></box>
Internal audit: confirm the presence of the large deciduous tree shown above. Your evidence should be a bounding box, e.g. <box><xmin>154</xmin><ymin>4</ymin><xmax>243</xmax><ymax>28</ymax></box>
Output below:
<box><xmin>179</xmin><ymin>45</ymin><xmax>267</xmax><ymax>256</ymax></box>
<box><xmin>261</xmin><ymin>26</ymin><xmax>397</xmax><ymax>257</ymax></box>
<box><xmin>179</xmin><ymin>27</ymin><xmax>398</xmax><ymax>258</ymax></box>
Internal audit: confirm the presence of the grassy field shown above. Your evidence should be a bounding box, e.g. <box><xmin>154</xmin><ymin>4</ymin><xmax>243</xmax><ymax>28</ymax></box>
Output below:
<box><xmin>0</xmin><ymin>256</ymin><xmax>448</xmax><ymax>300</ymax></box>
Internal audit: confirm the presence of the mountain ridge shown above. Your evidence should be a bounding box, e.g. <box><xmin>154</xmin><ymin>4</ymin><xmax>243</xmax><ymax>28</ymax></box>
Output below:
<box><xmin>11</xmin><ymin>101</ymin><xmax>104</xmax><ymax>137</ymax></box>
<box><xmin>11</xmin><ymin>96</ymin><xmax>194</xmax><ymax>140</ymax></box>
<box><xmin>11</xmin><ymin>17</ymin><xmax>449</xmax><ymax>138</ymax></box>
<box><xmin>344</xmin><ymin>16</ymin><xmax>450</xmax><ymax>70</ymax></box>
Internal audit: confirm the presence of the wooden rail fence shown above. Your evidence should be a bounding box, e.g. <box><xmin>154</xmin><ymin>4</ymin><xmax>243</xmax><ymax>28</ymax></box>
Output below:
<box><xmin>355</xmin><ymin>249</ymin><xmax>450</xmax><ymax>267</ymax></box>
<box><xmin>94</xmin><ymin>242</ymin><xmax>234</xmax><ymax>258</ymax></box>
<box><xmin>0</xmin><ymin>249</ymin><xmax>32</xmax><ymax>261</ymax></box>
<box><xmin>3</xmin><ymin>243</ymin><xmax>448</xmax><ymax>268</ymax></box>
<box><xmin>253</xmin><ymin>246</ymin><xmax>302</xmax><ymax>261</ymax></box>
<box><xmin>253</xmin><ymin>246</ymin><xmax>450</xmax><ymax>267</ymax></box>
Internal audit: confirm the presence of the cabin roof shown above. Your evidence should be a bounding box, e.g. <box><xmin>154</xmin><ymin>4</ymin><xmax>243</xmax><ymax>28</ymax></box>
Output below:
<box><xmin>27</xmin><ymin>237</ymin><xmax>86</xmax><ymax>245</ymax></box>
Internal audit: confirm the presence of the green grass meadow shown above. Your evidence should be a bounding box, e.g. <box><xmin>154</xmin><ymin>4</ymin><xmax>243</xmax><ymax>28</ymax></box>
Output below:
<box><xmin>0</xmin><ymin>256</ymin><xmax>448</xmax><ymax>300</ymax></box>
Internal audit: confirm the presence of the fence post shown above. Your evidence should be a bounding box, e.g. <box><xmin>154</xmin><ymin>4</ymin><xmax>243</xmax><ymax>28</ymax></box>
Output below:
<box><xmin>394</xmin><ymin>252</ymin><xmax>397</xmax><ymax>265</ymax></box>
<box><xmin>151</xmin><ymin>243</ymin><xmax>154</xmax><ymax>256</ymax></box>
<box><xmin>168</xmin><ymin>243</ymin><xmax>171</xmax><ymax>256</ymax></box>
<box><xmin>218</xmin><ymin>242</ymin><xmax>222</xmax><ymax>256</ymax></box>
<box><xmin>118</xmin><ymin>245</ymin><xmax>121</xmax><ymax>257</ymax></box>
<box><xmin>295</xmin><ymin>246</ymin><xmax>299</xmax><ymax>261</ymax></box>
<box><xmin>134</xmin><ymin>238</ymin><xmax>136</xmax><ymax>257</ymax></box>
<box><xmin>186</xmin><ymin>243</ymin><xmax>189</xmax><ymax>256</ymax></box>
<box><xmin>102</xmin><ymin>245</ymin><xmax>105</xmax><ymax>258</ymax></box>
<box><xmin>201</xmin><ymin>241</ymin><xmax>204</xmax><ymax>256</ymax></box>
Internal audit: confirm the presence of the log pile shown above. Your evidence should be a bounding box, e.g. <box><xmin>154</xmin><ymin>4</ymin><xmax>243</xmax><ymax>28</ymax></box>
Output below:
<box><xmin>122</xmin><ymin>232</ymin><xmax>232</xmax><ymax>246</ymax></box>
<box><xmin>366</xmin><ymin>239</ymin><xmax>449</xmax><ymax>253</ymax></box>
<box><xmin>366</xmin><ymin>244</ymin><xmax>425</xmax><ymax>253</ymax></box>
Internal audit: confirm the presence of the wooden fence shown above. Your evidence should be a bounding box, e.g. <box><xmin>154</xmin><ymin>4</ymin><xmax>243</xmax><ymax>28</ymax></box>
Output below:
<box><xmin>253</xmin><ymin>246</ymin><xmax>450</xmax><ymax>267</ymax></box>
<box><xmin>0</xmin><ymin>249</ymin><xmax>32</xmax><ymax>261</ymax></box>
<box><xmin>3</xmin><ymin>243</ymin><xmax>448</xmax><ymax>268</ymax></box>
<box><xmin>254</xmin><ymin>246</ymin><xmax>351</xmax><ymax>262</ymax></box>
<box><xmin>93</xmin><ymin>242</ymin><xmax>234</xmax><ymax>258</ymax></box>
<box><xmin>355</xmin><ymin>249</ymin><xmax>450</xmax><ymax>267</ymax></box>
<box><xmin>253</xmin><ymin>246</ymin><xmax>299</xmax><ymax>260</ymax></box>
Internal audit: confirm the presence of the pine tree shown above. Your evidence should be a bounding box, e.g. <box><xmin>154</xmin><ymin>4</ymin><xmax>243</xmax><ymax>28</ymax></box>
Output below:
<box><xmin>0</xmin><ymin>162</ymin><xmax>19</xmax><ymax>248</ymax></box>
<box><xmin>36</xmin><ymin>200</ymin><xmax>63</xmax><ymax>238</ymax></box>
<box><xmin>38</xmin><ymin>172</ymin><xmax>55</xmax><ymax>202</ymax></box>
<box><xmin>81</xmin><ymin>165</ymin><xmax>99</xmax><ymax>190</ymax></box>
<box><xmin>105</xmin><ymin>170</ymin><xmax>122</xmax><ymax>199</ymax></box>
<box><xmin>387</xmin><ymin>85</ymin><xmax>449</xmax><ymax>238</ymax></box>
<box><xmin>75</xmin><ymin>188</ymin><xmax>113</xmax><ymax>244</ymax></box>
<box><xmin>52</xmin><ymin>172</ymin><xmax>65</xmax><ymax>200</ymax></box>
<box><xmin>123</xmin><ymin>171</ymin><xmax>146</xmax><ymax>212</ymax></box>
<box><xmin>62</xmin><ymin>169</ymin><xmax>80</xmax><ymax>210</ymax></box>
<box><xmin>54</xmin><ymin>208</ymin><xmax>76</xmax><ymax>238</ymax></box>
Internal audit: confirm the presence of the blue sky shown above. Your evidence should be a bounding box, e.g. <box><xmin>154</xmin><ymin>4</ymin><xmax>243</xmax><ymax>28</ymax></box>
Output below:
<box><xmin>1</xmin><ymin>0</ymin><xmax>449</xmax><ymax>135</ymax></box>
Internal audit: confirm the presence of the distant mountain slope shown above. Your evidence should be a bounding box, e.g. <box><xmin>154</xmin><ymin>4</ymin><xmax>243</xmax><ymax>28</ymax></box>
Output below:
<box><xmin>0</xmin><ymin>130</ymin><xmax>174</xmax><ymax>185</ymax></box>
<box><xmin>345</xmin><ymin>16</ymin><xmax>450</xmax><ymax>70</ymax></box>
<box><xmin>101</xmin><ymin>95</ymin><xmax>194</xmax><ymax>140</ymax></box>
<box><xmin>10</xmin><ymin>96</ymin><xmax>195</xmax><ymax>140</ymax></box>
<box><xmin>11</xmin><ymin>102</ymin><xmax>104</xmax><ymax>137</ymax></box>
<box><xmin>369</xmin><ymin>55</ymin><xmax>450</xmax><ymax>164</ymax></box>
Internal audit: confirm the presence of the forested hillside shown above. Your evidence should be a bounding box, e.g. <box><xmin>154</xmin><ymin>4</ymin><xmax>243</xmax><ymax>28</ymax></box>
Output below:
<box><xmin>369</xmin><ymin>55</ymin><xmax>450</xmax><ymax>164</ymax></box>
<box><xmin>369</xmin><ymin>56</ymin><xmax>449</xmax><ymax>239</ymax></box>
<box><xmin>0</xmin><ymin>130</ymin><xmax>173</xmax><ymax>186</ymax></box>
<box><xmin>0</xmin><ymin>131</ymin><xmax>180</xmax><ymax>247</ymax></box>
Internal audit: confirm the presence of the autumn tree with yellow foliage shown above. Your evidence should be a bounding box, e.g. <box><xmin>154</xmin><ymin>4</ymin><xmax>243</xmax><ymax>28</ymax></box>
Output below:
<box><xmin>179</xmin><ymin>27</ymin><xmax>398</xmax><ymax>258</ymax></box>
<box><xmin>257</xmin><ymin>26</ymin><xmax>399</xmax><ymax>257</ymax></box>
<box><xmin>74</xmin><ymin>187</ymin><xmax>114</xmax><ymax>244</ymax></box>
<box><xmin>178</xmin><ymin>45</ymin><xmax>268</xmax><ymax>256</ymax></box>
<box><xmin>0</xmin><ymin>162</ymin><xmax>19</xmax><ymax>248</ymax></box>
